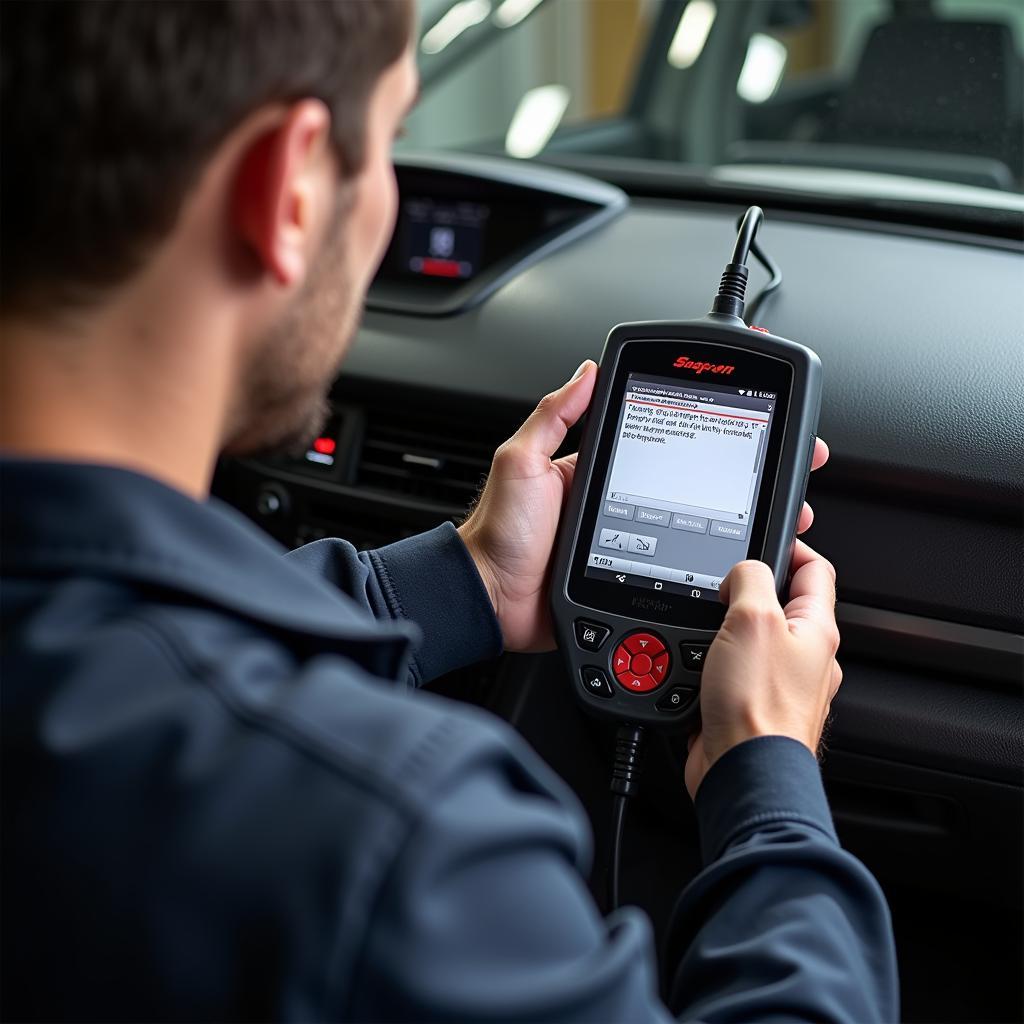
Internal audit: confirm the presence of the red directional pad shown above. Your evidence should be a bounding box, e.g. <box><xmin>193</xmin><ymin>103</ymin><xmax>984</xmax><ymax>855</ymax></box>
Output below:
<box><xmin>612</xmin><ymin>632</ymin><xmax>670</xmax><ymax>693</ymax></box>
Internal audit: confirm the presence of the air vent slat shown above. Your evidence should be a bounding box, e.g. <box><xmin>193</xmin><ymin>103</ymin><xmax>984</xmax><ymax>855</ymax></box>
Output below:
<box><xmin>356</xmin><ymin>406</ymin><xmax>518</xmax><ymax>511</ymax></box>
<box><xmin>357</xmin><ymin>463</ymin><xmax>486</xmax><ymax>492</ymax></box>
<box><xmin>363</xmin><ymin>435</ymin><xmax>495</xmax><ymax>460</ymax></box>
<box><xmin>363</xmin><ymin>439</ymin><xmax>490</xmax><ymax>470</ymax></box>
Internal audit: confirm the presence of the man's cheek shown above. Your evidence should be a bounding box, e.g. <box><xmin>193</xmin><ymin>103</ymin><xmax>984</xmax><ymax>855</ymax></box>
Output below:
<box><xmin>351</xmin><ymin>161</ymin><xmax>396</xmax><ymax>291</ymax></box>
<box><xmin>372</xmin><ymin>160</ymin><xmax>399</xmax><ymax>266</ymax></box>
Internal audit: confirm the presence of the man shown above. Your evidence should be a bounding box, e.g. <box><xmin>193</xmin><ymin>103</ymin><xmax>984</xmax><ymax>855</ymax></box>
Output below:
<box><xmin>0</xmin><ymin>2</ymin><xmax>898</xmax><ymax>1021</ymax></box>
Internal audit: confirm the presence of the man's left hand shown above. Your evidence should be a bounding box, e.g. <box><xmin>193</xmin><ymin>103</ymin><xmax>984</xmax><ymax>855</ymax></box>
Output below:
<box><xmin>458</xmin><ymin>360</ymin><xmax>597</xmax><ymax>652</ymax></box>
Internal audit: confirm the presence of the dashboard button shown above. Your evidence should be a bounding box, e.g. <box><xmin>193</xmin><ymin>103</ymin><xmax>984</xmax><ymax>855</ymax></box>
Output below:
<box><xmin>656</xmin><ymin>687</ymin><xmax>697</xmax><ymax>712</ymax></box>
<box><xmin>680</xmin><ymin>644</ymin><xmax>709</xmax><ymax>672</ymax></box>
<box><xmin>256</xmin><ymin>484</ymin><xmax>290</xmax><ymax>518</ymax></box>
<box><xmin>580</xmin><ymin>667</ymin><xmax>614</xmax><ymax>699</ymax></box>
<box><xmin>651</xmin><ymin>651</ymin><xmax>670</xmax><ymax>680</ymax></box>
<box><xmin>574</xmin><ymin>620</ymin><xmax>610</xmax><ymax>652</ymax></box>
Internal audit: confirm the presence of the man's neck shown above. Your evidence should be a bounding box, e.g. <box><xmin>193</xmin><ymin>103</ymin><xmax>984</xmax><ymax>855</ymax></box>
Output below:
<box><xmin>0</xmin><ymin>306</ymin><xmax>234</xmax><ymax>501</ymax></box>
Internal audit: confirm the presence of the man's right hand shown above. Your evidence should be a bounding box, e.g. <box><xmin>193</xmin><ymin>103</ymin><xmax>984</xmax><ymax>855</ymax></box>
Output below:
<box><xmin>685</xmin><ymin>541</ymin><xmax>843</xmax><ymax>800</ymax></box>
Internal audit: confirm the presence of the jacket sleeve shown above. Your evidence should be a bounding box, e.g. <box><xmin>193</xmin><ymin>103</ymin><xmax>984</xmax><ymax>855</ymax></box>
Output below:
<box><xmin>665</xmin><ymin>736</ymin><xmax>900</xmax><ymax>1023</ymax></box>
<box><xmin>283</xmin><ymin>522</ymin><xmax>503</xmax><ymax>686</ymax></box>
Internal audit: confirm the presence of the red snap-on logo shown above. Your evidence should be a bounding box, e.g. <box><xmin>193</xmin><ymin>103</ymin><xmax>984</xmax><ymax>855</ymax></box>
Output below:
<box><xmin>673</xmin><ymin>355</ymin><xmax>735</xmax><ymax>375</ymax></box>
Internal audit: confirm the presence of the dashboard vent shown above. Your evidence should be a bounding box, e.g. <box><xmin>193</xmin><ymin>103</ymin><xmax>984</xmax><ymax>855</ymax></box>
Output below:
<box><xmin>357</xmin><ymin>408</ymin><xmax>514</xmax><ymax>511</ymax></box>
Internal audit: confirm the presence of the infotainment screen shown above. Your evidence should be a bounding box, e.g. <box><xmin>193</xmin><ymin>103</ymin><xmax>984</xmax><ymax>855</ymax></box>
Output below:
<box><xmin>583</xmin><ymin>372</ymin><xmax>779</xmax><ymax>602</ymax></box>
<box><xmin>402</xmin><ymin>198</ymin><xmax>488</xmax><ymax>279</ymax></box>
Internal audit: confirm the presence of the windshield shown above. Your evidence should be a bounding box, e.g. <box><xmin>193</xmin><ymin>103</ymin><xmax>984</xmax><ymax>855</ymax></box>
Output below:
<box><xmin>403</xmin><ymin>0</ymin><xmax>1024</xmax><ymax>210</ymax></box>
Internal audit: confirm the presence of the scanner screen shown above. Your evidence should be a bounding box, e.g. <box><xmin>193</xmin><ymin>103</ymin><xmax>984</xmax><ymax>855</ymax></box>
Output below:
<box><xmin>584</xmin><ymin>372</ymin><xmax>778</xmax><ymax>602</ymax></box>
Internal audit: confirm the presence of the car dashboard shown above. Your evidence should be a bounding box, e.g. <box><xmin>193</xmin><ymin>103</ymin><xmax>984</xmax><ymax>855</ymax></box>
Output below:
<box><xmin>214</xmin><ymin>152</ymin><xmax>1023</xmax><ymax>1021</ymax></box>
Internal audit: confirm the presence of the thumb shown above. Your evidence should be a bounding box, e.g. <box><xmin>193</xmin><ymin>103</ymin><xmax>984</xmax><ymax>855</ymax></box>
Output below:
<box><xmin>719</xmin><ymin>560</ymin><xmax>782</xmax><ymax>619</ymax></box>
<box><xmin>510</xmin><ymin>360</ymin><xmax>597</xmax><ymax>461</ymax></box>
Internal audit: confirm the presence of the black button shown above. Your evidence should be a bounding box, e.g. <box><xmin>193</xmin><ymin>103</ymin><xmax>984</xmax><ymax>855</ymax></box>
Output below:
<box><xmin>680</xmin><ymin>644</ymin><xmax>709</xmax><ymax>672</ymax></box>
<box><xmin>574</xmin><ymin>619</ymin><xmax>611</xmax><ymax>652</ymax></box>
<box><xmin>256</xmin><ymin>483</ymin><xmax>289</xmax><ymax>518</ymax></box>
<box><xmin>580</xmin><ymin>667</ymin><xmax>614</xmax><ymax>699</ymax></box>
<box><xmin>656</xmin><ymin>687</ymin><xmax>697</xmax><ymax>713</ymax></box>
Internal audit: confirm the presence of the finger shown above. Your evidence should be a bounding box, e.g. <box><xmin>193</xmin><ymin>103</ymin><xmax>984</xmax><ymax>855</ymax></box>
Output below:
<box><xmin>788</xmin><ymin>537</ymin><xmax>831</xmax><ymax>577</ymax></box>
<box><xmin>784</xmin><ymin>541</ymin><xmax>839</xmax><ymax>640</ymax></box>
<box><xmin>552</xmin><ymin>451</ymin><xmax>578</xmax><ymax>491</ymax></box>
<box><xmin>719</xmin><ymin>560</ymin><xmax>783</xmax><ymax>622</ymax></box>
<box><xmin>811</xmin><ymin>437</ymin><xmax>829</xmax><ymax>472</ymax></box>
<box><xmin>796</xmin><ymin>501</ymin><xmax>814</xmax><ymax>534</ymax></box>
<box><xmin>508</xmin><ymin>360</ymin><xmax>597</xmax><ymax>463</ymax></box>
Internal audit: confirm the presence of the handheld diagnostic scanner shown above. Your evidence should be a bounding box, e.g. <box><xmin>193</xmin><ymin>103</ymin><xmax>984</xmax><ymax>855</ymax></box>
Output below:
<box><xmin>550</xmin><ymin>207</ymin><xmax>822</xmax><ymax>731</ymax></box>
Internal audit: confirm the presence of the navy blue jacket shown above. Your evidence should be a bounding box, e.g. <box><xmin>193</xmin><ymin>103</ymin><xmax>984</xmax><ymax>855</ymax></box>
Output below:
<box><xmin>1</xmin><ymin>460</ymin><xmax>898</xmax><ymax>1022</ymax></box>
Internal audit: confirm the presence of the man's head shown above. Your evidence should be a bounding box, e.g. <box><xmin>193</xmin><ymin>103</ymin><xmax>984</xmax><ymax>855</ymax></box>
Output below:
<box><xmin>1</xmin><ymin>0</ymin><xmax>417</xmax><ymax>456</ymax></box>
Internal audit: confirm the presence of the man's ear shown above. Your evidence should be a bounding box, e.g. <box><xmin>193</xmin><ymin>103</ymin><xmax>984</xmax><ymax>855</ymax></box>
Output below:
<box><xmin>233</xmin><ymin>99</ymin><xmax>334</xmax><ymax>288</ymax></box>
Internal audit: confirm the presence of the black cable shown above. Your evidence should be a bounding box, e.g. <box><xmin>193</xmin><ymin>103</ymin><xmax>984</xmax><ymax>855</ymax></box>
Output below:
<box><xmin>608</xmin><ymin>793</ymin><xmax>628</xmax><ymax>911</ymax></box>
<box><xmin>607</xmin><ymin>723</ymin><xmax>644</xmax><ymax>911</ymax></box>
<box><xmin>710</xmin><ymin>205</ymin><xmax>783</xmax><ymax>324</ymax></box>
<box><xmin>745</xmin><ymin>234</ymin><xmax>783</xmax><ymax>324</ymax></box>
<box><xmin>730</xmin><ymin>205</ymin><xmax>764</xmax><ymax>266</ymax></box>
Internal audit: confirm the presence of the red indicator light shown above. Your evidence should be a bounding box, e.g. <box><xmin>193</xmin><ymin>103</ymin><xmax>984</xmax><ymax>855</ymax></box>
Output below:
<box><xmin>419</xmin><ymin>257</ymin><xmax>462</xmax><ymax>278</ymax></box>
<box><xmin>748</xmin><ymin>325</ymin><xmax>770</xmax><ymax>333</ymax></box>
<box><xmin>312</xmin><ymin>437</ymin><xmax>336</xmax><ymax>455</ymax></box>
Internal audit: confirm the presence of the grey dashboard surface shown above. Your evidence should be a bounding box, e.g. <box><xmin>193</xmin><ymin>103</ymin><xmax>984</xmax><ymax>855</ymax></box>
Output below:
<box><xmin>348</xmin><ymin>198</ymin><xmax>1023</xmax><ymax>634</ymax></box>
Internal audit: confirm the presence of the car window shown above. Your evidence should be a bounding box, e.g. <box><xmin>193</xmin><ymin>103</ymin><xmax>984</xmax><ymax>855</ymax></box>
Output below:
<box><xmin>403</xmin><ymin>0</ymin><xmax>1024</xmax><ymax>206</ymax></box>
<box><xmin>409</xmin><ymin>0</ymin><xmax>653</xmax><ymax>152</ymax></box>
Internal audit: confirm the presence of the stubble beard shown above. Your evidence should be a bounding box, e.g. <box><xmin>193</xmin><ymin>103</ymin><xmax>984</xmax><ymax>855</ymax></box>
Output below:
<box><xmin>222</xmin><ymin>200</ymin><xmax>360</xmax><ymax>459</ymax></box>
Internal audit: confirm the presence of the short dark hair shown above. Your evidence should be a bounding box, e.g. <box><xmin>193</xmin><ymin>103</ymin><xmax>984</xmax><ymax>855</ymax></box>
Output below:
<box><xmin>0</xmin><ymin>0</ymin><xmax>413</xmax><ymax>314</ymax></box>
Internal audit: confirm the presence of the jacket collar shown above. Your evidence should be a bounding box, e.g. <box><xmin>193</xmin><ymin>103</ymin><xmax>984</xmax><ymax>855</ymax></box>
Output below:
<box><xmin>0</xmin><ymin>458</ymin><xmax>419</xmax><ymax>655</ymax></box>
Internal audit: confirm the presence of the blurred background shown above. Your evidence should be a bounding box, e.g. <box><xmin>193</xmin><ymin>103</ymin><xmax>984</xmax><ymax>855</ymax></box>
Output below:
<box><xmin>402</xmin><ymin>0</ymin><xmax>1024</xmax><ymax>198</ymax></box>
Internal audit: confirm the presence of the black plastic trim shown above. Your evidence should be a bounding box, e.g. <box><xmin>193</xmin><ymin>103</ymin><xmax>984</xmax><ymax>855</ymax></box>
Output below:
<box><xmin>366</xmin><ymin>152</ymin><xmax>627</xmax><ymax>317</ymax></box>
<box><xmin>837</xmin><ymin>602</ymin><xmax>1023</xmax><ymax>688</ymax></box>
